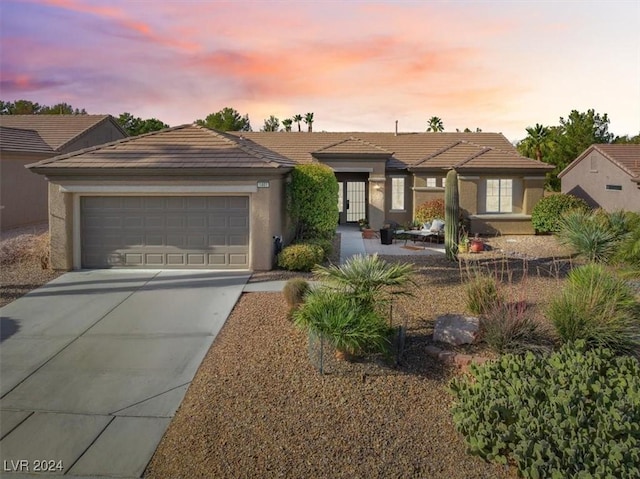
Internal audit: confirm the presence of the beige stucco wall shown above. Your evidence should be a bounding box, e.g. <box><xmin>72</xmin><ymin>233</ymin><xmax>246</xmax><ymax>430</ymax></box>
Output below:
<box><xmin>45</xmin><ymin>173</ymin><xmax>288</xmax><ymax>271</ymax></box>
<box><xmin>561</xmin><ymin>151</ymin><xmax>640</xmax><ymax>212</ymax></box>
<box><xmin>60</xmin><ymin>121</ymin><xmax>127</xmax><ymax>154</ymax></box>
<box><xmin>1</xmin><ymin>152</ymin><xmax>52</xmax><ymax>230</ymax></box>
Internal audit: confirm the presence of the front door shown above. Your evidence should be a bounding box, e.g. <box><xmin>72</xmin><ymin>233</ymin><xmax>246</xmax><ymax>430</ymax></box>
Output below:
<box><xmin>338</xmin><ymin>181</ymin><xmax>367</xmax><ymax>224</ymax></box>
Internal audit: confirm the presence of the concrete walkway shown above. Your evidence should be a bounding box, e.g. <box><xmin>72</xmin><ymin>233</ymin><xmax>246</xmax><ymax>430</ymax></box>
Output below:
<box><xmin>0</xmin><ymin>270</ymin><xmax>248</xmax><ymax>478</ymax></box>
<box><xmin>338</xmin><ymin>224</ymin><xmax>367</xmax><ymax>263</ymax></box>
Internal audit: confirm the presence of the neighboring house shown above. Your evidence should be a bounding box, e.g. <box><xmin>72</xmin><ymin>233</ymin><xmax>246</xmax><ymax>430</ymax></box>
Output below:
<box><xmin>559</xmin><ymin>144</ymin><xmax>640</xmax><ymax>212</ymax></box>
<box><xmin>27</xmin><ymin>125</ymin><xmax>552</xmax><ymax>271</ymax></box>
<box><xmin>0</xmin><ymin>115</ymin><xmax>127</xmax><ymax>230</ymax></box>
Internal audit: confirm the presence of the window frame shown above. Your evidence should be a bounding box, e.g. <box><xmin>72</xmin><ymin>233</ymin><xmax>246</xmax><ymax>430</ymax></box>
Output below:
<box><xmin>485</xmin><ymin>178</ymin><xmax>513</xmax><ymax>213</ymax></box>
<box><xmin>390</xmin><ymin>176</ymin><xmax>405</xmax><ymax>211</ymax></box>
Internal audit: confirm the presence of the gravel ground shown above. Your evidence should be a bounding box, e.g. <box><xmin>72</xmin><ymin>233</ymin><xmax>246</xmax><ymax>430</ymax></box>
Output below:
<box><xmin>0</xmin><ymin>226</ymin><xmax>63</xmax><ymax>307</ymax></box>
<box><xmin>146</xmin><ymin>236</ymin><xmax>572</xmax><ymax>479</ymax></box>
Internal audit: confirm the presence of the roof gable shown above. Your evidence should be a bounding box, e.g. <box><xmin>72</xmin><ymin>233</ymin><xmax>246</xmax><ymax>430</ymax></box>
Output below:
<box><xmin>27</xmin><ymin>124</ymin><xmax>295</xmax><ymax>171</ymax></box>
<box><xmin>312</xmin><ymin>136</ymin><xmax>392</xmax><ymax>158</ymax></box>
<box><xmin>0</xmin><ymin>115</ymin><xmax>127</xmax><ymax>151</ymax></box>
<box><xmin>559</xmin><ymin>144</ymin><xmax>640</xmax><ymax>179</ymax></box>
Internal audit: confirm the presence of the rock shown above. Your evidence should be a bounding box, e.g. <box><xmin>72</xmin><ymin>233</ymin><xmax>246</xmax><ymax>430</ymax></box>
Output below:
<box><xmin>433</xmin><ymin>314</ymin><xmax>479</xmax><ymax>346</ymax></box>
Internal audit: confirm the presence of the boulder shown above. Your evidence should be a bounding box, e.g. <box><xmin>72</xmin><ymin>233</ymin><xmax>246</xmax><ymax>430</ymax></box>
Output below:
<box><xmin>433</xmin><ymin>314</ymin><xmax>479</xmax><ymax>346</ymax></box>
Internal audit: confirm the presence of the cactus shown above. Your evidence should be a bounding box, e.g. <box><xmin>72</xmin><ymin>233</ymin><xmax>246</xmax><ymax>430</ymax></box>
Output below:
<box><xmin>445</xmin><ymin>169</ymin><xmax>459</xmax><ymax>261</ymax></box>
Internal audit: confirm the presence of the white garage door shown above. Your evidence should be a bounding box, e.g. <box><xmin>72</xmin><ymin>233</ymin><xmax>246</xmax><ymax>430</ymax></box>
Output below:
<box><xmin>81</xmin><ymin>196</ymin><xmax>250</xmax><ymax>269</ymax></box>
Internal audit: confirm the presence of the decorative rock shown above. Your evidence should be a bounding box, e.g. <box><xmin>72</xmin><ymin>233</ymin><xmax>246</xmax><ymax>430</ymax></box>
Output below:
<box><xmin>425</xmin><ymin>345</ymin><xmax>442</xmax><ymax>357</ymax></box>
<box><xmin>438</xmin><ymin>351</ymin><xmax>456</xmax><ymax>363</ymax></box>
<box><xmin>433</xmin><ymin>314</ymin><xmax>479</xmax><ymax>346</ymax></box>
<box><xmin>454</xmin><ymin>354</ymin><xmax>472</xmax><ymax>367</ymax></box>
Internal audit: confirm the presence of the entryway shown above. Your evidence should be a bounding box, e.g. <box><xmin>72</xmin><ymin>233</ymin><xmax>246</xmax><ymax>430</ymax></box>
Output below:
<box><xmin>336</xmin><ymin>174</ymin><xmax>368</xmax><ymax>224</ymax></box>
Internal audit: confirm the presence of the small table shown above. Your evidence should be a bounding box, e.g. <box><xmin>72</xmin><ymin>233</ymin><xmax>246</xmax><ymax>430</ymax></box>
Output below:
<box><xmin>395</xmin><ymin>229</ymin><xmax>442</xmax><ymax>246</ymax></box>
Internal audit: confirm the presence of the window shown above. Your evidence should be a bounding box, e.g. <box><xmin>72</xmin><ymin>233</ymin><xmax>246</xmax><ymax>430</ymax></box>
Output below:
<box><xmin>391</xmin><ymin>177</ymin><xmax>405</xmax><ymax>210</ymax></box>
<box><xmin>337</xmin><ymin>182</ymin><xmax>344</xmax><ymax>212</ymax></box>
<box><xmin>486</xmin><ymin>179</ymin><xmax>513</xmax><ymax>213</ymax></box>
<box><xmin>426</xmin><ymin>177</ymin><xmax>437</xmax><ymax>187</ymax></box>
<box><xmin>606</xmin><ymin>184</ymin><xmax>622</xmax><ymax>191</ymax></box>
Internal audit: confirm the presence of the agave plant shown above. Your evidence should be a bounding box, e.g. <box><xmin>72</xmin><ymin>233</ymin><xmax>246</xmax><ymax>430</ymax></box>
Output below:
<box><xmin>312</xmin><ymin>253</ymin><xmax>415</xmax><ymax>309</ymax></box>
<box><xmin>555</xmin><ymin>209</ymin><xmax>618</xmax><ymax>263</ymax></box>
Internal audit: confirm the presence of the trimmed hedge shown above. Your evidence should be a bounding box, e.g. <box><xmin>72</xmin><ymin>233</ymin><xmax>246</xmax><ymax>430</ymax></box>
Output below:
<box><xmin>277</xmin><ymin>243</ymin><xmax>324</xmax><ymax>272</ymax></box>
<box><xmin>288</xmin><ymin>164</ymin><xmax>339</xmax><ymax>240</ymax></box>
<box><xmin>531</xmin><ymin>194</ymin><xmax>588</xmax><ymax>233</ymax></box>
<box><xmin>450</xmin><ymin>342</ymin><xmax>640</xmax><ymax>479</ymax></box>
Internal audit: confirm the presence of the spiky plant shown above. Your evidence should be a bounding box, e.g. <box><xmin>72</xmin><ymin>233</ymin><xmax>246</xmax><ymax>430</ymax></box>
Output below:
<box><xmin>445</xmin><ymin>169</ymin><xmax>460</xmax><ymax>261</ymax></box>
<box><xmin>555</xmin><ymin>209</ymin><xmax>618</xmax><ymax>263</ymax></box>
<box><xmin>312</xmin><ymin>253</ymin><xmax>415</xmax><ymax>309</ymax></box>
<box><xmin>547</xmin><ymin>264</ymin><xmax>640</xmax><ymax>355</ymax></box>
<box><xmin>292</xmin><ymin>288</ymin><xmax>393</xmax><ymax>356</ymax></box>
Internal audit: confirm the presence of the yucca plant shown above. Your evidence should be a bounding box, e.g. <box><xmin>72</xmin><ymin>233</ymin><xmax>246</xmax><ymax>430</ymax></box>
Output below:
<box><xmin>292</xmin><ymin>288</ymin><xmax>393</xmax><ymax>357</ymax></box>
<box><xmin>547</xmin><ymin>264</ymin><xmax>640</xmax><ymax>355</ymax></box>
<box><xmin>312</xmin><ymin>253</ymin><xmax>415</xmax><ymax>310</ymax></box>
<box><xmin>555</xmin><ymin>209</ymin><xmax>618</xmax><ymax>263</ymax></box>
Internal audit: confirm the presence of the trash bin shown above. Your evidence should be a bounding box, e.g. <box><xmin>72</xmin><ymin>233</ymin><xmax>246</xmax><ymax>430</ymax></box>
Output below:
<box><xmin>380</xmin><ymin>228</ymin><xmax>393</xmax><ymax>245</ymax></box>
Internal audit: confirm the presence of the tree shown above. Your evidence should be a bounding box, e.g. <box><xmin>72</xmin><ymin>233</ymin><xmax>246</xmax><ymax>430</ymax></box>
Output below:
<box><xmin>293</xmin><ymin>114</ymin><xmax>303</xmax><ymax>132</ymax></box>
<box><xmin>40</xmin><ymin>103</ymin><xmax>86</xmax><ymax>115</ymax></box>
<box><xmin>304</xmin><ymin>112</ymin><xmax>314</xmax><ymax>132</ymax></box>
<box><xmin>427</xmin><ymin>116</ymin><xmax>444</xmax><ymax>132</ymax></box>
<box><xmin>282</xmin><ymin>118</ymin><xmax>293</xmax><ymax>132</ymax></box>
<box><xmin>0</xmin><ymin>99</ymin><xmax>87</xmax><ymax>115</ymax></box>
<box><xmin>195</xmin><ymin>107</ymin><xmax>251</xmax><ymax>131</ymax></box>
<box><xmin>261</xmin><ymin>115</ymin><xmax>280</xmax><ymax>132</ymax></box>
<box><xmin>518</xmin><ymin>109</ymin><xmax>614</xmax><ymax>191</ymax></box>
<box><xmin>117</xmin><ymin>112</ymin><xmax>168</xmax><ymax>136</ymax></box>
<box><xmin>519</xmin><ymin>123</ymin><xmax>552</xmax><ymax>163</ymax></box>
<box><xmin>614</xmin><ymin>133</ymin><xmax>640</xmax><ymax>144</ymax></box>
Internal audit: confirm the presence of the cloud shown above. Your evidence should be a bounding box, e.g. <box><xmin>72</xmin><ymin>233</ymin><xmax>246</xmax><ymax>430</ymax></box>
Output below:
<box><xmin>0</xmin><ymin>74</ymin><xmax>66</xmax><ymax>92</ymax></box>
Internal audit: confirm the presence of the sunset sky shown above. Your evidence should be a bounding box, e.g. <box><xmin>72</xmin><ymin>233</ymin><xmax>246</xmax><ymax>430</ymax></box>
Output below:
<box><xmin>1</xmin><ymin>0</ymin><xmax>639</xmax><ymax>142</ymax></box>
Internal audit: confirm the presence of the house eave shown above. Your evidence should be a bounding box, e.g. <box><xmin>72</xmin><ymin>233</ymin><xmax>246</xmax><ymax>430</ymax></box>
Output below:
<box><xmin>29</xmin><ymin>166</ymin><xmax>294</xmax><ymax>178</ymax></box>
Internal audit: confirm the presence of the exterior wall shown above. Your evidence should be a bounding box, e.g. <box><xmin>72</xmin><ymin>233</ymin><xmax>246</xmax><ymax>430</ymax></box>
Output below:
<box><xmin>384</xmin><ymin>173</ymin><xmax>412</xmax><ymax>227</ymax></box>
<box><xmin>561</xmin><ymin>151</ymin><xmax>640</xmax><ymax>212</ymax></box>
<box><xmin>1</xmin><ymin>152</ymin><xmax>52</xmax><ymax>230</ymax></box>
<box><xmin>469</xmin><ymin>215</ymin><xmax>534</xmax><ymax>235</ymax></box>
<box><xmin>61</xmin><ymin>121</ymin><xmax>127</xmax><ymax>154</ymax></box>
<box><xmin>45</xmin><ymin>174</ymin><xmax>288</xmax><ymax>271</ymax></box>
<box><xmin>522</xmin><ymin>177</ymin><xmax>546</xmax><ymax>214</ymax></box>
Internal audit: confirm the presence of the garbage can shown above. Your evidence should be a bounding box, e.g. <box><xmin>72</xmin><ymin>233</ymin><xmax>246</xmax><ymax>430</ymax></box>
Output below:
<box><xmin>380</xmin><ymin>228</ymin><xmax>393</xmax><ymax>245</ymax></box>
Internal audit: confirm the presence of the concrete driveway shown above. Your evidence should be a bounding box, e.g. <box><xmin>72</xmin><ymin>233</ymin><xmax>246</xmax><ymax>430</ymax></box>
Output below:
<box><xmin>0</xmin><ymin>270</ymin><xmax>249</xmax><ymax>478</ymax></box>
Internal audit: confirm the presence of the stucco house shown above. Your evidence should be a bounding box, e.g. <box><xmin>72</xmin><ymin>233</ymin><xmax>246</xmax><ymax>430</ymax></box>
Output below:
<box><xmin>27</xmin><ymin>124</ymin><xmax>552</xmax><ymax>271</ymax></box>
<box><xmin>0</xmin><ymin>115</ymin><xmax>127</xmax><ymax>230</ymax></box>
<box><xmin>559</xmin><ymin>144</ymin><xmax>640</xmax><ymax>212</ymax></box>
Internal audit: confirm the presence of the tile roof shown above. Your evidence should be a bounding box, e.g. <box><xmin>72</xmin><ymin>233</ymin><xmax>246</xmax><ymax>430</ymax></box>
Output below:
<box><xmin>0</xmin><ymin>115</ymin><xmax>125</xmax><ymax>151</ymax></box>
<box><xmin>0</xmin><ymin>126</ymin><xmax>54</xmax><ymax>154</ymax></box>
<box><xmin>413</xmin><ymin>140</ymin><xmax>553</xmax><ymax>171</ymax></box>
<box><xmin>312</xmin><ymin>137</ymin><xmax>393</xmax><ymax>157</ymax></box>
<box><xmin>28</xmin><ymin>124</ymin><xmax>296</xmax><ymax>170</ymax></box>
<box><xmin>228</xmin><ymin>131</ymin><xmax>550</xmax><ymax>171</ymax></box>
<box><xmin>559</xmin><ymin>144</ymin><xmax>640</xmax><ymax>179</ymax></box>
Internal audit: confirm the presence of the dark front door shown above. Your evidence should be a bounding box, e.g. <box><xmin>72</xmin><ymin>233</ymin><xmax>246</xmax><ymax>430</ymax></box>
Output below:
<box><xmin>337</xmin><ymin>180</ymin><xmax>367</xmax><ymax>224</ymax></box>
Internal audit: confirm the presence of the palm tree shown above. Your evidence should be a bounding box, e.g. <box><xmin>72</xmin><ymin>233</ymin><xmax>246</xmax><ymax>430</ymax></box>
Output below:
<box><xmin>523</xmin><ymin>123</ymin><xmax>551</xmax><ymax>162</ymax></box>
<box><xmin>427</xmin><ymin>116</ymin><xmax>444</xmax><ymax>132</ymax></box>
<box><xmin>282</xmin><ymin>118</ymin><xmax>293</xmax><ymax>132</ymax></box>
<box><xmin>293</xmin><ymin>114</ymin><xmax>303</xmax><ymax>132</ymax></box>
<box><xmin>304</xmin><ymin>112</ymin><xmax>314</xmax><ymax>132</ymax></box>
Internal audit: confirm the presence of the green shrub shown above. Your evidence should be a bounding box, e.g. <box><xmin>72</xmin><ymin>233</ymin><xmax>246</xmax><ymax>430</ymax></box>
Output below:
<box><xmin>450</xmin><ymin>342</ymin><xmax>640</xmax><ymax>479</ymax></box>
<box><xmin>547</xmin><ymin>264</ymin><xmax>640</xmax><ymax>355</ymax></box>
<box><xmin>465</xmin><ymin>272</ymin><xmax>502</xmax><ymax>315</ymax></box>
<box><xmin>313</xmin><ymin>253</ymin><xmax>415</xmax><ymax>310</ymax></box>
<box><xmin>292</xmin><ymin>288</ymin><xmax>393</xmax><ymax>356</ymax></box>
<box><xmin>531</xmin><ymin>194</ymin><xmax>589</xmax><ymax>233</ymax></box>
<box><xmin>305</xmin><ymin>238</ymin><xmax>333</xmax><ymax>261</ymax></box>
<box><xmin>288</xmin><ymin>164</ymin><xmax>339</xmax><ymax>240</ymax></box>
<box><xmin>480</xmin><ymin>301</ymin><xmax>549</xmax><ymax>354</ymax></box>
<box><xmin>556</xmin><ymin>209</ymin><xmax>618</xmax><ymax>263</ymax></box>
<box><xmin>277</xmin><ymin>243</ymin><xmax>324</xmax><ymax>272</ymax></box>
<box><xmin>613</xmin><ymin>217</ymin><xmax>640</xmax><ymax>267</ymax></box>
<box><xmin>283</xmin><ymin>278</ymin><xmax>310</xmax><ymax>318</ymax></box>
<box><xmin>415</xmin><ymin>198</ymin><xmax>445</xmax><ymax>224</ymax></box>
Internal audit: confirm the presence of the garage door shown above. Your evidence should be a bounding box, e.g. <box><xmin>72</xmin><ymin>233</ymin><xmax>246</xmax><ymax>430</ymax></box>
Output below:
<box><xmin>81</xmin><ymin>196</ymin><xmax>250</xmax><ymax>269</ymax></box>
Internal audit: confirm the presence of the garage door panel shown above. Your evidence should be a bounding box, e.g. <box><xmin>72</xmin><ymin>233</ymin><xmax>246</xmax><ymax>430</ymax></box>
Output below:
<box><xmin>81</xmin><ymin>196</ymin><xmax>249</xmax><ymax>269</ymax></box>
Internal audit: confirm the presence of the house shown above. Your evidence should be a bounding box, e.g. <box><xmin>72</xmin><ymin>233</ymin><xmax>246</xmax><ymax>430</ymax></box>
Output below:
<box><xmin>559</xmin><ymin>144</ymin><xmax>640</xmax><ymax>212</ymax></box>
<box><xmin>27</xmin><ymin>125</ymin><xmax>552</xmax><ymax>271</ymax></box>
<box><xmin>0</xmin><ymin>115</ymin><xmax>127</xmax><ymax>230</ymax></box>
